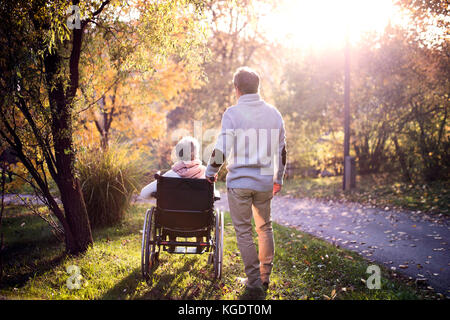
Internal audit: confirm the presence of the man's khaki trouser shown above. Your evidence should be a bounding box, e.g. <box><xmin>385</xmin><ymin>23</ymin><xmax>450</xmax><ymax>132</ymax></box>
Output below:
<box><xmin>227</xmin><ymin>188</ymin><xmax>274</xmax><ymax>288</ymax></box>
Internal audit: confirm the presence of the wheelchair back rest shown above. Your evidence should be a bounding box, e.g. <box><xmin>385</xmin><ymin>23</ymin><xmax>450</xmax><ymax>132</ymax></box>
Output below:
<box><xmin>156</xmin><ymin>176</ymin><xmax>214</xmax><ymax>212</ymax></box>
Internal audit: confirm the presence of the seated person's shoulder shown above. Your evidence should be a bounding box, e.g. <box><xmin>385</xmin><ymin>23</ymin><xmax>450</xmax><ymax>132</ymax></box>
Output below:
<box><xmin>163</xmin><ymin>169</ymin><xmax>181</xmax><ymax>178</ymax></box>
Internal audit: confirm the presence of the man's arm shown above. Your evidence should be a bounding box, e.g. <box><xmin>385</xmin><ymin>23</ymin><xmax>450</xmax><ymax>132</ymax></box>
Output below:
<box><xmin>205</xmin><ymin>110</ymin><xmax>234</xmax><ymax>181</ymax></box>
<box><xmin>275</xmin><ymin>116</ymin><xmax>287</xmax><ymax>186</ymax></box>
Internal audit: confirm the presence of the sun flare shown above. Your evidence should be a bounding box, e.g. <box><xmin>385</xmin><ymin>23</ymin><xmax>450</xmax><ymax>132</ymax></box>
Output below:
<box><xmin>260</xmin><ymin>0</ymin><xmax>402</xmax><ymax>48</ymax></box>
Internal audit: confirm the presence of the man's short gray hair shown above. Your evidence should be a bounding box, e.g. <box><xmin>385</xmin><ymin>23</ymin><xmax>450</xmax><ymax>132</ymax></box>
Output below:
<box><xmin>233</xmin><ymin>66</ymin><xmax>260</xmax><ymax>94</ymax></box>
<box><xmin>175</xmin><ymin>136</ymin><xmax>200</xmax><ymax>161</ymax></box>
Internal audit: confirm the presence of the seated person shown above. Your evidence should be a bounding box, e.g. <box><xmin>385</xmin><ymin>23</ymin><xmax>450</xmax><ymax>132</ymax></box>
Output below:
<box><xmin>140</xmin><ymin>136</ymin><xmax>207</xmax><ymax>253</ymax></box>
<box><xmin>140</xmin><ymin>136</ymin><xmax>206</xmax><ymax>199</ymax></box>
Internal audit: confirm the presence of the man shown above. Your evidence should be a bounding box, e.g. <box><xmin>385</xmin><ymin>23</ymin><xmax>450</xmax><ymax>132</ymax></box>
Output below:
<box><xmin>205</xmin><ymin>67</ymin><xmax>287</xmax><ymax>298</ymax></box>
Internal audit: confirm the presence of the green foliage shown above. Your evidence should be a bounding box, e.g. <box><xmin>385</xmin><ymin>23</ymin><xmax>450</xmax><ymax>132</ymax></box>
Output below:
<box><xmin>77</xmin><ymin>143</ymin><xmax>144</xmax><ymax>229</ymax></box>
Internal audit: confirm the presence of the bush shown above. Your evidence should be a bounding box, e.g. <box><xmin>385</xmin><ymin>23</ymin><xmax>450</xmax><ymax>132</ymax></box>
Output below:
<box><xmin>77</xmin><ymin>143</ymin><xmax>144</xmax><ymax>229</ymax></box>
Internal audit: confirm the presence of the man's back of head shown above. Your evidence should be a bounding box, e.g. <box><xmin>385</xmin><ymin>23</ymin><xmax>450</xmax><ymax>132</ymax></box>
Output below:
<box><xmin>233</xmin><ymin>67</ymin><xmax>260</xmax><ymax>95</ymax></box>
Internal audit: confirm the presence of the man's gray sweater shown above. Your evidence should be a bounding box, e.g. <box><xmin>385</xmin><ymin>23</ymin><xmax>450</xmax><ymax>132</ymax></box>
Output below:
<box><xmin>205</xmin><ymin>93</ymin><xmax>287</xmax><ymax>192</ymax></box>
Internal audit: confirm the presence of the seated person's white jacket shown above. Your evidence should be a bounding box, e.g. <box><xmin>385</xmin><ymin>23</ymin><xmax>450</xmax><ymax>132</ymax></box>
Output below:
<box><xmin>139</xmin><ymin>160</ymin><xmax>219</xmax><ymax>200</ymax></box>
<box><xmin>139</xmin><ymin>170</ymin><xmax>181</xmax><ymax>199</ymax></box>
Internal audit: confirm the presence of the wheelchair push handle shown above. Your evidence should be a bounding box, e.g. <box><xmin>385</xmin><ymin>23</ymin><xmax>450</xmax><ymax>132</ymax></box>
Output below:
<box><xmin>152</xmin><ymin>170</ymin><xmax>220</xmax><ymax>200</ymax></box>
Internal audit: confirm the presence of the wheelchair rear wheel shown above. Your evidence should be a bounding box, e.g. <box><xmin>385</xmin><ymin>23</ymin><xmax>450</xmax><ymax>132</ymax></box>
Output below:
<box><xmin>213</xmin><ymin>209</ymin><xmax>224</xmax><ymax>279</ymax></box>
<box><xmin>141</xmin><ymin>207</ymin><xmax>159</xmax><ymax>282</ymax></box>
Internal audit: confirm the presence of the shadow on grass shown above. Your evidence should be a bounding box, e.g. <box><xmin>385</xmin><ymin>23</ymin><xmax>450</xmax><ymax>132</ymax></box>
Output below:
<box><xmin>0</xmin><ymin>250</ymin><xmax>65</xmax><ymax>290</ymax></box>
<box><xmin>100</xmin><ymin>268</ymin><xmax>143</xmax><ymax>300</ymax></box>
<box><xmin>91</xmin><ymin>209</ymin><xmax>146</xmax><ymax>243</ymax></box>
<box><xmin>182</xmin><ymin>272</ymin><xmax>222</xmax><ymax>300</ymax></box>
<box><xmin>100</xmin><ymin>257</ymin><xmax>199</xmax><ymax>300</ymax></box>
<box><xmin>140</xmin><ymin>258</ymin><xmax>199</xmax><ymax>300</ymax></box>
<box><xmin>102</xmin><ymin>254</ymin><xmax>222</xmax><ymax>300</ymax></box>
<box><xmin>1</xmin><ymin>209</ymin><xmax>66</xmax><ymax>290</ymax></box>
<box><xmin>238</xmin><ymin>288</ymin><xmax>267</xmax><ymax>301</ymax></box>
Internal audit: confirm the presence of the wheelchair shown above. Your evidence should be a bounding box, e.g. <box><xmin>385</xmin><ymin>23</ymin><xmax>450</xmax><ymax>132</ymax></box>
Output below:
<box><xmin>141</xmin><ymin>173</ymin><xmax>224</xmax><ymax>282</ymax></box>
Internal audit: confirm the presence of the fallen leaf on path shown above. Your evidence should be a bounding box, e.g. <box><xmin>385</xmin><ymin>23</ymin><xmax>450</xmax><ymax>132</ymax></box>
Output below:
<box><xmin>331</xmin><ymin>289</ymin><xmax>336</xmax><ymax>299</ymax></box>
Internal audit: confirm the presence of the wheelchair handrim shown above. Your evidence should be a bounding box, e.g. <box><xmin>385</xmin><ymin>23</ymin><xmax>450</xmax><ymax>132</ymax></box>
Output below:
<box><xmin>141</xmin><ymin>209</ymin><xmax>151</xmax><ymax>279</ymax></box>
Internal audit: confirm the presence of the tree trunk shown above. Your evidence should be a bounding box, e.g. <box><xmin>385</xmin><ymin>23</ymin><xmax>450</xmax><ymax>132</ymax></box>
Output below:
<box><xmin>0</xmin><ymin>163</ymin><xmax>6</xmax><ymax>281</ymax></box>
<box><xmin>393</xmin><ymin>136</ymin><xmax>412</xmax><ymax>183</ymax></box>
<box><xmin>58</xmin><ymin>178</ymin><xmax>92</xmax><ymax>255</ymax></box>
<box><xmin>44</xmin><ymin>40</ymin><xmax>93</xmax><ymax>255</ymax></box>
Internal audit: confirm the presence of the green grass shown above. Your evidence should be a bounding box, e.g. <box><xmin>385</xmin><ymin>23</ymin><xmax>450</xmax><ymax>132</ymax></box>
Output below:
<box><xmin>280</xmin><ymin>174</ymin><xmax>449</xmax><ymax>215</ymax></box>
<box><xmin>0</xmin><ymin>204</ymin><xmax>439</xmax><ymax>300</ymax></box>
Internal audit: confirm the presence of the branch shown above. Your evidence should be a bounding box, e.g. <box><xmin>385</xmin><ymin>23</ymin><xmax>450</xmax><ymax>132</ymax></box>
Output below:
<box><xmin>67</xmin><ymin>1</ymin><xmax>112</xmax><ymax>103</ymax></box>
<box><xmin>81</xmin><ymin>0</ymin><xmax>111</xmax><ymax>30</ymax></box>
<box><xmin>0</xmin><ymin>111</ymin><xmax>62</xmax><ymax>222</ymax></box>
<box><xmin>91</xmin><ymin>0</ymin><xmax>111</xmax><ymax>18</ymax></box>
<box><xmin>15</xmin><ymin>193</ymin><xmax>64</xmax><ymax>242</ymax></box>
<box><xmin>78</xmin><ymin>76</ymin><xmax>123</xmax><ymax>113</ymax></box>
<box><xmin>16</xmin><ymin>97</ymin><xmax>58</xmax><ymax>179</ymax></box>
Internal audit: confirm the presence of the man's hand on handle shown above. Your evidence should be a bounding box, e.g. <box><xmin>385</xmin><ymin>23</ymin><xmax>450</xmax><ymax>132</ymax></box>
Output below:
<box><xmin>206</xmin><ymin>174</ymin><xmax>218</xmax><ymax>184</ymax></box>
<box><xmin>273</xmin><ymin>183</ymin><xmax>281</xmax><ymax>195</ymax></box>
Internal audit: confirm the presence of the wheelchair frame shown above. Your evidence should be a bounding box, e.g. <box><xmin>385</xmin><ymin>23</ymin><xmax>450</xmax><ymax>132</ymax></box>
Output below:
<box><xmin>141</xmin><ymin>173</ymin><xmax>224</xmax><ymax>282</ymax></box>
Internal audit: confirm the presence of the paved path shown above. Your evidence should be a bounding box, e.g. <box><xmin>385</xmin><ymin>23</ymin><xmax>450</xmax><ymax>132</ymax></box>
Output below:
<box><xmin>214</xmin><ymin>193</ymin><xmax>450</xmax><ymax>296</ymax></box>
<box><xmin>2</xmin><ymin>194</ymin><xmax>56</xmax><ymax>206</ymax></box>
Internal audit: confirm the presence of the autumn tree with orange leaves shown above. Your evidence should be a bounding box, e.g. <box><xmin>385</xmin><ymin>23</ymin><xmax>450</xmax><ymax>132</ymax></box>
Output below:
<box><xmin>76</xmin><ymin>2</ymin><xmax>207</xmax><ymax>151</ymax></box>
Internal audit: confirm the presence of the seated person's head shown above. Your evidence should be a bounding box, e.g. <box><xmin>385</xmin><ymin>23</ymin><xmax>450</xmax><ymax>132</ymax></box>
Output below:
<box><xmin>175</xmin><ymin>136</ymin><xmax>200</xmax><ymax>162</ymax></box>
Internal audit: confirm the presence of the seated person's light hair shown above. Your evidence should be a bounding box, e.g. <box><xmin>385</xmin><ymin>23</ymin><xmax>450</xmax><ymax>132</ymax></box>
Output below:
<box><xmin>175</xmin><ymin>136</ymin><xmax>200</xmax><ymax>161</ymax></box>
<box><xmin>140</xmin><ymin>136</ymin><xmax>206</xmax><ymax>200</ymax></box>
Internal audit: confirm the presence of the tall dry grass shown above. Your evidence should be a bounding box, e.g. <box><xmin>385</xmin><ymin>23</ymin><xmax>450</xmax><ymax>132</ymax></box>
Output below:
<box><xmin>77</xmin><ymin>143</ymin><xmax>145</xmax><ymax>229</ymax></box>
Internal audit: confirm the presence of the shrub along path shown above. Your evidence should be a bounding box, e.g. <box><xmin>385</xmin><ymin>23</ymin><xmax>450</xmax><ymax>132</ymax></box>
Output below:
<box><xmin>214</xmin><ymin>193</ymin><xmax>450</xmax><ymax>296</ymax></box>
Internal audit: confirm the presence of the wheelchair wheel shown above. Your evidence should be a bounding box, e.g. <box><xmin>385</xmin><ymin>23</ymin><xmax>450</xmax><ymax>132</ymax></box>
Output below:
<box><xmin>141</xmin><ymin>207</ymin><xmax>159</xmax><ymax>282</ymax></box>
<box><xmin>213</xmin><ymin>209</ymin><xmax>224</xmax><ymax>279</ymax></box>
